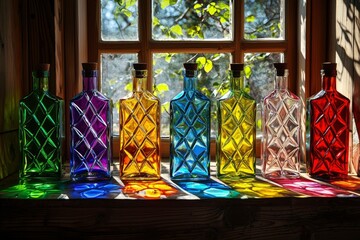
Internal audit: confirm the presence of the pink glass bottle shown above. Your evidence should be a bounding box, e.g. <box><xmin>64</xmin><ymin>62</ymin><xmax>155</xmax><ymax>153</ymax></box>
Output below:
<box><xmin>308</xmin><ymin>62</ymin><xmax>350</xmax><ymax>179</ymax></box>
<box><xmin>262</xmin><ymin>63</ymin><xmax>301</xmax><ymax>179</ymax></box>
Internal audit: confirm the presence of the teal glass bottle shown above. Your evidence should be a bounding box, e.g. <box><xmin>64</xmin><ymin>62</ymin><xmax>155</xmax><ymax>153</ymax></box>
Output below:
<box><xmin>19</xmin><ymin>64</ymin><xmax>64</xmax><ymax>182</ymax></box>
<box><xmin>170</xmin><ymin>62</ymin><xmax>211</xmax><ymax>180</ymax></box>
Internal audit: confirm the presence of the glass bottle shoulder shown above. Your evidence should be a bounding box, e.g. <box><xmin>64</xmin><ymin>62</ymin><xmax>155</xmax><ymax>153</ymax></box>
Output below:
<box><xmin>71</xmin><ymin>90</ymin><xmax>110</xmax><ymax>104</ymax></box>
<box><xmin>21</xmin><ymin>90</ymin><xmax>62</xmax><ymax>105</ymax></box>
<box><xmin>120</xmin><ymin>91</ymin><xmax>160</xmax><ymax>104</ymax></box>
<box><xmin>218</xmin><ymin>89</ymin><xmax>255</xmax><ymax>103</ymax></box>
<box><xmin>263</xmin><ymin>89</ymin><xmax>300</xmax><ymax>104</ymax></box>
<box><xmin>309</xmin><ymin>89</ymin><xmax>350</xmax><ymax>104</ymax></box>
<box><xmin>171</xmin><ymin>90</ymin><xmax>210</xmax><ymax>103</ymax></box>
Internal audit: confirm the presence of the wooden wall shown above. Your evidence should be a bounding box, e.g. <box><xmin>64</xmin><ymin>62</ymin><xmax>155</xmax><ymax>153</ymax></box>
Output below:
<box><xmin>335</xmin><ymin>0</ymin><xmax>360</xmax><ymax>173</ymax></box>
<box><xmin>0</xmin><ymin>0</ymin><xmax>23</xmax><ymax>179</ymax></box>
<box><xmin>0</xmin><ymin>0</ymin><xmax>59</xmax><ymax>180</ymax></box>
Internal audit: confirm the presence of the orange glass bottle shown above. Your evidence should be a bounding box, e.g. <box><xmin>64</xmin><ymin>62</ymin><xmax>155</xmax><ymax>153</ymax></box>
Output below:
<box><xmin>119</xmin><ymin>63</ymin><xmax>161</xmax><ymax>180</ymax></box>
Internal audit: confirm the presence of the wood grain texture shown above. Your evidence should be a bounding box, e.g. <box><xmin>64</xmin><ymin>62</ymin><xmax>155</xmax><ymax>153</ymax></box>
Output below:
<box><xmin>1</xmin><ymin>197</ymin><xmax>360</xmax><ymax>239</ymax></box>
<box><xmin>0</xmin><ymin>131</ymin><xmax>19</xmax><ymax>179</ymax></box>
<box><xmin>0</xmin><ymin>0</ymin><xmax>22</xmax><ymax>133</ymax></box>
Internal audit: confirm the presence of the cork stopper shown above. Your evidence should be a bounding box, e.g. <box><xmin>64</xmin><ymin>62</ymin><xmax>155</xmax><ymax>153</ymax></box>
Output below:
<box><xmin>274</xmin><ymin>63</ymin><xmax>287</xmax><ymax>76</ymax></box>
<box><xmin>34</xmin><ymin>63</ymin><xmax>50</xmax><ymax>77</ymax></box>
<box><xmin>230</xmin><ymin>63</ymin><xmax>244</xmax><ymax>77</ymax></box>
<box><xmin>133</xmin><ymin>63</ymin><xmax>147</xmax><ymax>71</ymax></box>
<box><xmin>82</xmin><ymin>62</ymin><xmax>98</xmax><ymax>77</ymax></box>
<box><xmin>82</xmin><ymin>62</ymin><xmax>98</xmax><ymax>71</ymax></box>
<box><xmin>184</xmin><ymin>62</ymin><xmax>198</xmax><ymax>71</ymax></box>
<box><xmin>322</xmin><ymin>62</ymin><xmax>337</xmax><ymax>76</ymax></box>
<box><xmin>184</xmin><ymin>62</ymin><xmax>197</xmax><ymax>77</ymax></box>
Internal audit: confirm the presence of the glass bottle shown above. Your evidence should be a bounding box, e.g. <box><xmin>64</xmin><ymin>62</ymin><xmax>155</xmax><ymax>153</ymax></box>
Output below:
<box><xmin>19</xmin><ymin>63</ymin><xmax>63</xmax><ymax>182</ymax></box>
<box><xmin>170</xmin><ymin>62</ymin><xmax>211</xmax><ymax>180</ymax></box>
<box><xmin>119</xmin><ymin>63</ymin><xmax>161</xmax><ymax>180</ymax></box>
<box><xmin>70</xmin><ymin>62</ymin><xmax>112</xmax><ymax>181</ymax></box>
<box><xmin>261</xmin><ymin>63</ymin><xmax>301</xmax><ymax>179</ymax></box>
<box><xmin>216</xmin><ymin>63</ymin><xmax>256</xmax><ymax>178</ymax></box>
<box><xmin>308</xmin><ymin>62</ymin><xmax>350</xmax><ymax>179</ymax></box>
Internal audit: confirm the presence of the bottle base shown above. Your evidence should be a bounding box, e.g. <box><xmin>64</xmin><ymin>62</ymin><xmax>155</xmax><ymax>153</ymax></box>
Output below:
<box><xmin>170</xmin><ymin>175</ymin><xmax>210</xmax><ymax>181</ymax></box>
<box><xmin>262</xmin><ymin>170</ymin><xmax>300</xmax><ymax>180</ymax></box>
<box><xmin>71</xmin><ymin>171</ymin><xmax>111</xmax><ymax>182</ymax></box>
<box><xmin>120</xmin><ymin>174</ymin><xmax>161</xmax><ymax>181</ymax></box>
<box><xmin>308</xmin><ymin>172</ymin><xmax>348</xmax><ymax>181</ymax></box>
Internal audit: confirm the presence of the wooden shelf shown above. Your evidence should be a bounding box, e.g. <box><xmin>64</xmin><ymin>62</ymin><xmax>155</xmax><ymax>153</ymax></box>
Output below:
<box><xmin>1</xmin><ymin>162</ymin><xmax>360</xmax><ymax>239</ymax></box>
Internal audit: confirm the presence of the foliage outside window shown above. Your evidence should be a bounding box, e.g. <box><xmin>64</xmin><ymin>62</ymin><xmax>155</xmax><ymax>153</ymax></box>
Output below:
<box><xmin>99</xmin><ymin>0</ymin><xmax>285</xmax><ymax>138</ymax></box>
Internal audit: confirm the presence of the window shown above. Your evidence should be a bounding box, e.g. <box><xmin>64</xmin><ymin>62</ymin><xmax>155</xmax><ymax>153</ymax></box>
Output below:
<box><xmin>88</xmin><ymin>0</ymin><xmax>298</xmax><ymax>158</ymax></box>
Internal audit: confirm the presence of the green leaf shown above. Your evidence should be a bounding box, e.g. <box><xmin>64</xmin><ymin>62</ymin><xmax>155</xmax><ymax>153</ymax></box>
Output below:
<box><xmin>204</xmin><ymin>60</ymin><xmax>213</xmax><ymax>73</ymax></box>
<box><xmin>122</xmin><ymin>9</ymin><xmax>132</xmax><ymax>18</ymax></box>
<box><xmin>170</xmin><ymin>24</ymin><xmax>183</xmax><ymax>36</ymax></box>
<box><xmin>155</xmin><ymin>83</ymin><xmax>169</xmax><ymax>92</ymax></box>
<box><xmin>153</xmin><ymin>17</ymin><xmax>160</xmax><ymax>26</ymax></box>
<box><xmin>207</xmin><ymin>5</ymin><xmax>217</xmax><ymax>15</ymax></box>
<box><xmin>161</xmin><ymin>102</ymin><xmax>170</xmax><ymax>114</ymax></box>
<box><xmin>165</xmin><ymin>54</ymin><xmax>173</xmax><ymax>63</ymax></box>
<box><xmin>196</xmin><ymin>56</ymin><xmax>206</xmax><ymax>65</ymax></box>
<box><xmin>244</xmin><ymin>65</ymin><xmax>252</xmax><ymax>78</ymax></box>
<box><xmin>245</xmin><ymin>15</ymin><xmax>256</xmax><ymax>23</ymax></box>
<box><xmin>161</xmin><ymin>0</ymin><xmax>177</xmax><ymax>9</ymax></box>
<box><xmin>125</xmin><ymin>0</ymin><xmax>136</xmax><ymax>8</ymax></box>
<box><xmin>194</xmin><ymin>3</ymin><xmax>202</xmax><ymax>9</ymax></box>
<box><xmin>124</xmin><ymin>82</ymin><xmax>133</xmax><ymax>91</ymax></box>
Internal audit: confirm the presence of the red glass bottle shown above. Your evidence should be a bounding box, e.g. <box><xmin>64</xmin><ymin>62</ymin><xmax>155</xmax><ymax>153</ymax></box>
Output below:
<box><xmin>308</xmin><ymin>62</ymin><xmax>350</xmax><ymax>179</ymax></box>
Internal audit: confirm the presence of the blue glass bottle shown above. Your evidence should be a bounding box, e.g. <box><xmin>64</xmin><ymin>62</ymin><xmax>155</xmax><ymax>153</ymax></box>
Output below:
<box><xmin>170</xmin><ymin>62</ymin><xmax>211</xmax><ymax>180</ymax></box>
<box><xmin>70</xmin><ymin>62</ymin><xmax>112</xmax><ymax>181</ymax></box>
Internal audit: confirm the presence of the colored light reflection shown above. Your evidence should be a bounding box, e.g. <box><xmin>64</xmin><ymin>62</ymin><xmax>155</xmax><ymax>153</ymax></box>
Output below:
<box><xmin>272</xmin><ymin>178</ymin><xmax>357</xmax><ymax>197</ymax></box>
<box><xmin>173</xmin><ymin>179</ymin><xmax>241</xmax><ymax>199</ymax></box>
<box><xmin>221</xmin><ymin>177</ymin><xmax>301</xmax><ymax>198</ymax></box>
<box><xmin>122</xmin><ymin>180</ymin><xmax>180</xmax><ymax>199</ymax></box>
<box><xmin>0</xmin><ymin>182</ymin><xmax>62</xmax><ymax>199</ymax></box>
<box><xmin>66</xmin><ymin>181</ymin><xmax>122</xmax><ymax>199</ymax></box>
<box><xmin>326</xmin><ymin>176</ymin><xmax>360</xmax><ymax>193</ymax></box>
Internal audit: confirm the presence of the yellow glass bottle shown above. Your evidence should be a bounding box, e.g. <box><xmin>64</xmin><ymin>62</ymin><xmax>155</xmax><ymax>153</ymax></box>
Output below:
<box><xmin>119</xmin><ymin>63</ymin><xmax>161</xmax><ymax>180</ymax></box>
<box><xmin>216</xmin><ymin>63</ymin><xmax>256</xmax><ymax>178</ymax></box>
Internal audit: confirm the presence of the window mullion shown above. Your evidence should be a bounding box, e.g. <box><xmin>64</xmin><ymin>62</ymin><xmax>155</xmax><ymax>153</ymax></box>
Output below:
<box><xmin>138</xmin><ymin>0</ymin><xmax>153</xmax><ymax>91</ymax></box>
<box><xmin>234</xmin><ymin>0</ymin><xmax>244</xmax><ymax>63</ymax></box>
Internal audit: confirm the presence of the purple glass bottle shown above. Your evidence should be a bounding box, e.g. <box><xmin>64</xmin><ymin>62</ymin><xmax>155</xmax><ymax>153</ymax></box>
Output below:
<box><xmin>70</xmin><ymin>62</ymin><xmax>112</xmax><ymax>181</ymax></box>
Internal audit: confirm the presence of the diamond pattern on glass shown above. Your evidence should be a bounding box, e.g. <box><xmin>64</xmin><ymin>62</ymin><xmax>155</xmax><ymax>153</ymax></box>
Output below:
<box><xmin>20</xmin><ymin>92</ymin><xmax>62</xmax><ymax>179</ymax></box>
<box><xmin>170</xmin><ymin>93</ymin><xmax>211</xmax><ymax>180</ymax></box>
<box><xmin>120</xmin><ymin>94</ymin><xmax>161</xmax><ymax>180</ymax></box>
<box><xmin>217</xmin><ymin>95</ymin><xmax>256</xmax><ymax>177</ymax></box>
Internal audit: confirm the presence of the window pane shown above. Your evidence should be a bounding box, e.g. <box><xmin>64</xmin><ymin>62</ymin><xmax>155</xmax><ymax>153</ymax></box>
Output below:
<box><xmin>153</xmin><ymin>53</ymin><xmax>231</xmax><ymax>137</ymax></box>
<box><xmin>244</xmin><ymin>0</ymin><xmax>284</xmax><ymax>40</ymax></box>
<box><xmin>244</xmin><ymin>52</ymin><xmax>284</xmax><ymax>103</ymax></box>
<box><xmin>100</xmin><ymin>53</ymin><xmax>138</xmax><ymax>135</ymax></box>
<box><xmin>152</xmin><ymin>0</ymin><xmax>232</xmax><ymax>40</ymax></box>
<box><xmin>101</xmin><ymin>0</ymin><xmax>138</xmax><ymax>41</ymax></box>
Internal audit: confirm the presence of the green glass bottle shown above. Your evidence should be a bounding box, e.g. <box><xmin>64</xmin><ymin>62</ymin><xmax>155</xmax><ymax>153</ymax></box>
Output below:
<box><xmin>19</xmin><ymin>64</ymin><xmax>64</xmax><ymax>182</ymax></box>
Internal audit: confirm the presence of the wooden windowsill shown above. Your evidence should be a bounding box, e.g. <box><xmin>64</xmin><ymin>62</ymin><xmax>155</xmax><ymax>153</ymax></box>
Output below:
<box><xmin>2</xmin><ymin>161</ymin><xmax>360</xmax><ymax>239</ymax></box>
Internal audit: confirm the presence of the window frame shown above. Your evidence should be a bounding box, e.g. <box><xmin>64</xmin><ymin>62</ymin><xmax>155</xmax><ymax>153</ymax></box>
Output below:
<box><xmin>87</xmin><ymin>0</ymin><xmax>298</xmax><ymax>159</ymax></box>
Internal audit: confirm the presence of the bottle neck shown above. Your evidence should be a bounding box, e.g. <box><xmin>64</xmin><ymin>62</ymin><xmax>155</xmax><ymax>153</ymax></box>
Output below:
<box><xmin>82</xmin><ymin>70</ymin><xmax>98</xmax><ymax>91</ymax></box>
<box><xmin>322</xmin><ymin>74</ymin><xmax>337</xmax><ymax>91</ymax></box>
<box><xmin>183</xmin><ymin>70</ymin><xmax>197</xmax><ymax>91</ymax></box>
<box><xmin>132</xmin><ymin>70</ymin><xmax>147</xmax><ymax>92</ymax></box>
<box><xmin>229</xmin><ymin>71</ymin><xmax>243</xmax><ymax>91</ymax></box>
<box><xmin>32</xmin><ymin>72</ymin><xmax>49</xmax><ymax>92</ymax></box>
<box><xmin>275</xmin><ymin>70</ymin><xmax>288</xmax><ymax>90</ymax></box>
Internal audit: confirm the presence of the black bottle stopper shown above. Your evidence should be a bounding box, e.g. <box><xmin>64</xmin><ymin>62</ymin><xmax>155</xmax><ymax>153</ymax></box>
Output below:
<box><xmin>274</xmin><ymin>63</ymin><xmax>287</xmax><ymax>76</ymax></box>
<box><xmin>230</xmin><ymin>63</ymin><xmax>244</xmax><ymax>77</ymax></box>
